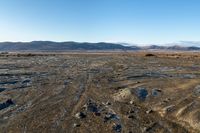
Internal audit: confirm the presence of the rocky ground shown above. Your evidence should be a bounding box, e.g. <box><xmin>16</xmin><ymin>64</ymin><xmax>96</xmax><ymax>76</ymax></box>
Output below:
<box><xmin>0</xmin><ymin>52</ymin><xmax>200</xmax><ymax>133</ymax></box>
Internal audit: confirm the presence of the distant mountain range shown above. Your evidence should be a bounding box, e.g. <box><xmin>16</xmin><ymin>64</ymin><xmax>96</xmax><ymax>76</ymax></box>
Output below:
<box><xmin>0</xmin><ymin>41</ymin><xmax>200</xmax><ymax>51</ymax></box>
<box><xmin>0</xmin><ymin>41</ymin><xmax>138</xmax><ymax>51</ymax></box>
<box><xmin>142</xmin><ymin>45</ymin><xmax>200</xmax><ymax>51</ymax></box>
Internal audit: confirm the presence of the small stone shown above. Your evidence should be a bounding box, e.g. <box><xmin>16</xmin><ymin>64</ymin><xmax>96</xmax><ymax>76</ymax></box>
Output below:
<box><xmin>0</xmin><ymin>99</ymin><xmax>14</xmax><ymax>110</ymax></box>
<box><xmin>163</xmin><ymin>98</ymin><xmax>171</xmax><ymax>104</ymax></box>
<box><xmin>95</xmin><ymin>112</ymin><xmax>101</xmax><ymax>116</ymax></box>
<box><xmin>82</xmin><ymin>104</ymin><xmax>87</xmax><ymax>109</ymax></box>
<box><xmin>3</xmin><ymin>116</ymin><xmax>8</xmax><ymax>120</ymax></box>
<box><xmin>73</xmin><ymin>123</ymin><xmax>80</xmax><ymax>128</ymax></box>
<box><xmin>75</xmin><ymin>112</ymin><xmax>86</xmax><ymax>119</ymax></box>
<box><xmin>105</xmin><ymin>101</ymin><xmax>111</xmax><ymax>105</ymax></box>
<box><xmin>129</xmin><ymin>100</ymin><xmax>134</xmax><ymax>105</ymax></box>
<box><xmin>128</xmin><ymin>110</ymin><xmax>135</xmax><ymax>114</ymax></box>
<box><xmin>136</xmin><ymin>88</ymin><xmax>148</xmax><ymax>100</ymax></box>
<box><xmin>104</xmin><ymin>113</ymin><xmax>119</xmax><ymax>122</ymax></box>
<box><xmin>6</xmin><ymin>99</ymin><xmax>14</xmax><ymax>105</ymax></box>
<box><xmin>87</xmin><ymin>104</ymin><xmax>98</xmax><ymax>113</ymax></box>
<box><xmin>194</xmin><ymin>85</ymin><xmax>200</xmax><ymax>96</ymax></box>
<box><xmin>152</xmin><ymin>88</ymin><xmax>162</xmax><ymax>96</ymax></box>
<box><xmin>128</xmin><ymin>115</ymin><xmax>135</xmax><ymax>119</ymax></box>
<box><xmin>113</xmin><ymin>124</ymin><xmax>122</xmax><ymax>132</ymax></box>
<box><xmin>64</xmin><ymin>80</ymin><xmax>68</xmax><ymax>85</ymax></box>
<box><xmin>143</xmin><ymin>127</ymin><xmax>147</xmax><ymax>132</ymax></box>
<box><xmin>146</xmin><ymin>109</ymin><xmax>153</xmax><ymax>114</ymax></box>
<box><xmin>165</xmin><ymin>105</ymin><xmax>175</xmax><ymax>112</ymax></box>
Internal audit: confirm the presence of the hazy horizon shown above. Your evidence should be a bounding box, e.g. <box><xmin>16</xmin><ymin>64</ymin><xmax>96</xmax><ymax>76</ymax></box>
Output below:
<box><xmin>0</xmin><ymin>40</ymin><xmax>200</xmax><ymax>47</ymax></box>
<box><xmin>0</xmin><ymin>0</ymin><xmax>200</xmax><ymax>46</ymax></box>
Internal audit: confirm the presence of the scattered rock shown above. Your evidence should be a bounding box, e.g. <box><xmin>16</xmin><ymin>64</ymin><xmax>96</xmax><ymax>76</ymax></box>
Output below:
<box><xmin>145</xmin><ymin>53</ymin><xmax>156</xmax><ymax>57</ymax></box>
<box><xmin>0</xmin><ymin>52</ymin><xmax>9</xmax><ymax>55</ymax></box>
<box><xmin>73</xmin><ymin>123</ymin><xmax>80</xmax><ymax>128</ymax></box>
<box><xmin>113</xmin><ymin>88</ymin><xmax>132</xmax><ymax>102</ymax></box>
<box><xmin>64</xmin><ymin>80</ymin><xmax>68</xmax><ymax>85</ymax></box>
<box><xmin>3</xmin><ymin>116</ymin><xmax>8</xmax><ymax>120</ymax></box>
<box><xmin>146</xmin><ymin>109</ymin><xmax>153</xmax><ymax>114</ymax></box>
<box><xmin>75</xmin><ymin>112</ymin><xmax>86</xmax><ymax>119</ymax></box>
<box><xmin>164</xmin><ymin>105</ymin><xmax>175</xmax><ymax>112</ymax></box>
<box><xmin>95</xmin><ymin>112</ymin><xmax>101</xmax><ymax>116</ymax></box>
<box><xmin>129</xmin><ymin>100</ymin><xmax>134</xmax><ymax>105</ymax></box>
<box><xmin>22</xmin><ymin>79</ymin><xmax>31</xmax><ymax>84</ymax></box>
<box><xmin>145</xmin><ymin>122</ymin><xmax>158</xmax><ymax>132</ymax></box>
<box><xmin>136</xmin><ymin>88</ymin><xmax>148</xmax><ymax>100</ymax></box>
<box><xmin>6</xmin><ymin>99</ymin><xmax>14</xmax><ymax>105</ymax></box>
<box><xmin>113</xmin><ymin>124</ymin><xmax>122</xmax><ymax>132</ymax></box>
<box><xmin>105</xmin><ymin>101</ymin><xmax>111</xmax><ymax>105</ymax></box>
<box><xmin>128</xmin><ymin>115</ymin><xmax>135</xmax><ymax>119</ymax></box>
<box><xmin>85</xmin><ymin>99</ymin><xmax>101</xmax><ymax>114</ymax></box>
<box><xmin>128</xmin><ymin>110</ymin><xmax>135</xmax><ymax>114</ymax></box>
<box><xmin>163</xmin><ymin>98</ymin><xmax>171</xmax><ymax>103</ymax></box>
<box><xmin>194</xmin><ymin>85</ymin><xmax>200</xmax><ymax>96</ymax></box>
<box><xmin>87</xmin><ymin>103</ymin><xmax>98</xmax><ymax>113</ymax></box>
<box><xmin>0</xmin><ymin>99</ymin><xmax>14</xmax><ymax>110</ymax></box>
<box><xmin>159</xmin><ymin>105</ymin><xmax>175</xmax><ymax>117</ymax></box>
<box><xmin>152</xmin><ymin>88</ymin><xmax>162</xmax><ymax>96</ymax></box>
<box><xmin>143</xmin><ymin>127</ymin><xmax>148</xmax><ymax>132</ymax></box>
<box><xmin>104</xmin><ymin>113</ymin><xmax>119</xmax><ymax>122</ymax></box>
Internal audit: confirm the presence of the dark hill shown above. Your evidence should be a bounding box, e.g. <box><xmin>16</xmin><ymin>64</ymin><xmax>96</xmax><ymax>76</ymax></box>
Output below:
<box><xmin>0</xmin><ymin>41</ymin><xmax>140</xmax><ymax>51</ymax></box>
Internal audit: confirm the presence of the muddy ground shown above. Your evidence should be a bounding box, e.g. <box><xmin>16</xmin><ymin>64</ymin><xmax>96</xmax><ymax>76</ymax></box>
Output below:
<box><xmin>0</xmin><ymin>52</ymin><xmax>200</xmax><ymax>133</ymax></box>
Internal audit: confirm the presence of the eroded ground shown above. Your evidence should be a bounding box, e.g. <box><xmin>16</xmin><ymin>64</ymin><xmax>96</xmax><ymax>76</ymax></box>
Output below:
<box><xmin>0</xmin><ymin>52</ymin><xmax>200</xmax><ymax>133</ymax></box>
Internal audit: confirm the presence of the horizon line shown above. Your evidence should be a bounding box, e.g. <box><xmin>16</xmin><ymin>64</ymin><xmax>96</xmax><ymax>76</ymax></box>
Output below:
<box><xmin>0</xmin><ymin>40</ymin><xmax>200</xmax><ymax>47</ymax></box>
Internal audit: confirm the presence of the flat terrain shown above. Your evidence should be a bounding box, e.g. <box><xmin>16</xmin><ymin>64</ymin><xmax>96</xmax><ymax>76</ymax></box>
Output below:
<box><xmin>0</xmin><ymin>52</ymin><xmax>200</xmax><ymax>133</ymax></box>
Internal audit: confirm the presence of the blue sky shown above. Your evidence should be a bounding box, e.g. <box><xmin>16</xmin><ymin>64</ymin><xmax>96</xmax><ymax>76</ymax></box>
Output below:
<box><xmin>0</xmin><ymin>0</ymin><xmax>200</xmax><ymax>45</ymax></box>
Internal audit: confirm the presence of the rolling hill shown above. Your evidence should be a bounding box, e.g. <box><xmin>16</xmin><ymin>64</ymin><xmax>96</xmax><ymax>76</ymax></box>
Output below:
<box><xmin>0</xmin><ymin>41</ymin><xmax>200</xmax><ymax>51</ymax></box>
<box><xmin>0</xmin><ymin>41</ymin><xmax>139</xmax><ymax>51</ymax></box>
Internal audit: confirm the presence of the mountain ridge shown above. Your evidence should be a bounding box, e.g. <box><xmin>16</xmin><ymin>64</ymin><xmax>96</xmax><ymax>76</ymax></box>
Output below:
<box><xmin>0</xmin><ymin>41</ymin><xmax>200</xmax><ymax>51</ymax></box>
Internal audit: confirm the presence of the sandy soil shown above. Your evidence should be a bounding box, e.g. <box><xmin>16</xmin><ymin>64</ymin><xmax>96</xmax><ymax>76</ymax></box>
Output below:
<box><xmin>0</xmin><ymin>52</ymin><xmax>200</xmax><ymax>133</ymax></box>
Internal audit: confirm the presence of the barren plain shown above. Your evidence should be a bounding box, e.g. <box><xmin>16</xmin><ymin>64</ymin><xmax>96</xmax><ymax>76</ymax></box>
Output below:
<box><xmin>0</xmin><ymin>52</ymin><xmax>200</xmax><ymax>133</ymax></box>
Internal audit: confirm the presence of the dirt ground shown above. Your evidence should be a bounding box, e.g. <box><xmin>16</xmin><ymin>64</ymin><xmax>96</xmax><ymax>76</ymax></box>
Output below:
<box><xmin>0</xmin><ymin>52</ymin><xmax>200</xmax><ymax>133</ymax></box>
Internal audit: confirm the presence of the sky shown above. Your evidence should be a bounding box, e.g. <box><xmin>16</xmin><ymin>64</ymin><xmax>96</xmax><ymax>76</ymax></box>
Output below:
<box><xmin>0</xmin><ymin>0</ymin><xmax>200</xmax><ymax>46</ymax></box>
